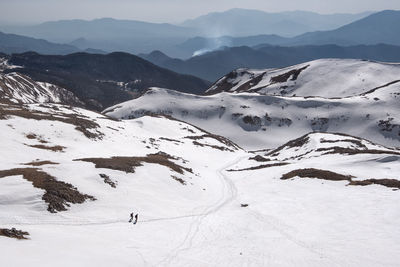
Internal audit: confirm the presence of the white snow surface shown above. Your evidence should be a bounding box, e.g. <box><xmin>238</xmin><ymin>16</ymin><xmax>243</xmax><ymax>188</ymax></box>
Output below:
<box><xmin>104</xmin><ymin>85</ymin><xmax>400</xmax><ymax>150</ymax></box>
<box><xmin>206</xmin><ymin>59</ymin><xmax>400</xmax><ymax>98</ymax></box>
<box><xmin>0</xmin><ymin>101</ymin><xmax>399</xmax><ymax>266</ymax></box>
<box><xmin>2</xmin><ymin>57</ymin><xmax>400</xmax><ymax>266</ymax></box>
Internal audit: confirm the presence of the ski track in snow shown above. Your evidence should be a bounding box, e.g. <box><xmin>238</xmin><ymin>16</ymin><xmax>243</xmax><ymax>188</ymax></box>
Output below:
<box><xmin>156</xmin><ymin>155</ymin><xmax>245</xmax><ymax>266</ymax></box>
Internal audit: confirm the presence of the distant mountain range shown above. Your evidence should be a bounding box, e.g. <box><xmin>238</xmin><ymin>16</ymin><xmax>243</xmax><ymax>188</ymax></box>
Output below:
<box><xmin>140</xmin><ymin>43</ymin><xmax>400</xmax><ymax>81</ymax></box>
<box><xmin>0</xmin><ymin>31</ymin><xmax>106</xmax><ymax>55</ymax></box>
<box><xmin>0</xmin><ymin>31</ymin><xmax>79</xmax><ymax>55</ymax></box>
<box><xmin>288</xmin><ymin>10</ymin><xmax>400</xmax><ymax>46</ymax></box>
<box><xmin>4</xmin><ymin>52</ymin><xmax>209</xmax><ymax>110</ymax></box>
<box><xmin>181</xmin><ymin>8</ymin><xmax>372</xmax><ymax>37</ymax></box>
<box><xmin>175</xmin><ymin>10</ymin><xmax>400</xmax><ymax>58</ymax></box>
<box><xmin>0</xmin><ymin>18</ymin><xmax>196</xmax><ymax>57</ymax></box>
<box><xmin>0</xmin><ymin>9</ymin><xmax>378</xmax><ymax>58</ymax></box>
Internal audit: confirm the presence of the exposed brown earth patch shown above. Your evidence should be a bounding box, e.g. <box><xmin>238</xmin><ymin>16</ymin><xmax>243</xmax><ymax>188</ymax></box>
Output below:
<box><xmin>320</xmin><ymin>138</ymin><xmax>367</xmax><ymax>149</ymax></box>
<box><xmin>360</xmin><ymin>80</ymin><xmax>400</xmax><ymax>95</ymax></box>
<box><xmin>349</xmin><ymin>179</ymin><xmax>400</xmax><ymax>189</ymax></box>
<box><xmin>266</xmin><ymin>135</ymin><xmax>310</xmax><ymax>157</ymax></box>
<box><xmin>235</xmin><ymin>72</ymin><xmax>266</xmax><ymax>92</ymax></box>
<box><xmin>99</xmin><ymin>174</ymin><xmax>117</xmax><ymax>188</ymax></box>
<box><xmin>249</xmin><ymin>155</ymin><xmax>271</xmax><ymax>162</ymax></box>
<box><xmin>27</xmin><ymin>144</ymin><xmax>66</xmax><ymax>152</ymax></box>
<box><xmin>281</xmin><ymin>168</ymin><xmax>353</xmax><ymax>181</ymax></box>
<box><xmin>316</xmin><ymin>147</ymin><xmax>400</xmax><ymax>156</ymax></box>
<box><xmin>270</xmin><ymin>65</ymin><xmax>309</xmax><ymax>84</ymax></box>
<box><xmin>23</xmin><ymin>160</ymin><xmax>59</xmax><ymax>166</ymax></box>
<box><xmin>172</xmin><ymin>175</ymin><xmax>186</xmax><ymax>185</ymax></box>
<box><xmin>26</xmin><ymin>133</ymin><xmax>37</xmax><ymax>139</ymax></box>
<box><xmin>25</xmin><ymin>133</ymin><xmax>48</xmax><ymax>143</ymax></box>
<box><xmin>184</xmin><ymin>134</ymin><xmax>238</xmax><ymax>152</ymax></box>
<box><xmin>281</xmin><ymin>168</ymin><xmax>400</xmax><ymax>190</ymax></box>
<box><xmin>204</xmin><ymin>70</ymin><xmax>242</xmax><ymax>95</ymax></box>
<box><xmin>242</xmin><ymin>115</ymin><xmax>261</xmax><ymax>126</ymax></box>
<box><xmin>228</xmin><ymin>162</ymin><xmax>290</xmax><ymax>172</ymax></box>
<box><xmin>77</xmin><ymin>151</ymin><xmax>192</xmax><ymax>175</ymax></box>
<box><xmin>192</xmin><ymin>140</ymin><xmax>234</xmax><ymax>152</ymax></box>
<box><xmin>159</xmin><ymin>115</ymin><xmax>241</xmax><ymax>150</ymax></box>
<box><xmin>0</xmin><ymin>228</ymin><xmax>30</xmax><ymax>240</ymax></box>
<box><xmin>0</xmin><ymin>104</ymin><xmax>103</xmax><ymax>139</ymax></box>
<box><xmin>0</xmin><ymin>168</ymin><xmax>95</xmax><ymax>213</ymax></box>
<box><xmin>159</xmin><ymin>137</ymin><xmax>183</xmax><ymax>144</ymax></box>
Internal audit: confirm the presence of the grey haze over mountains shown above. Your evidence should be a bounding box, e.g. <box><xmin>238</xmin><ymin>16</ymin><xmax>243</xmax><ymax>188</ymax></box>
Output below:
<box><xmin>139</xmin><ymin>10</ymin><xmax>400</xmax><ymax>81</ymax></box>
<box><xmin>141</xmin><ymin>44</ymin><xmax>400</xmax><ymax>81</ymax></box>
<box><xmin>0</xmin><ymin>9</ymin><xmax>373</xmax><ymax>58</ymax></box>
<box><xmin>0</xmin><ymin>18</ymin><xmax>196</xmax><ymax>58</ymax></box>
<box><xmin>174</xmin><ymin>10</ymin><xmax>400</xmax><ymax>58</ymax></box>
<box><xmin>288</xmin><ymin>10</ymin><xmax>400</xmax><ymax>46</ymax></box>
<box><xmin>0</xmin><ymin>31</ymin><xmax>106</xmax><ymax>55</ymax></box>
<box><xmin>181</xmin><ymin>9</ymin><xmax>372</xmax><ymax>37</ymax></box>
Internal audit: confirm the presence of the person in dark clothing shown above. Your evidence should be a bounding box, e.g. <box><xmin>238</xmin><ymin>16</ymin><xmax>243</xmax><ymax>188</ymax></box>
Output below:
<box><xmin>129</xmin><ymin>212</ymin><xmax>139</xmax><ymax>224</ymax></box>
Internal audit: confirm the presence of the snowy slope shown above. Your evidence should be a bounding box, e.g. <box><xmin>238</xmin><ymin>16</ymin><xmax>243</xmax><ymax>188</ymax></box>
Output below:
<box><xmin>104</xmin><ymin>85</ymin><xmax>400</xmax><ymax>150</ymax></box>
<box><xmin>0</xmin><ymin>72</ymin><xmax>83</xmax><ymax>105</ymax></box>
<box><xmin>0</xmin><ymin>101</ymin><xmax>246</xmax><ymax>266</ymax></box>
<box><xmin>206</xmin><ymin>59</ymin><xmax>400</xmax><ymax>98</ymax></box>
<box><xmin>1</xmin><ymin>98</ymin><xmax>399</xmax><ymax>266</ymax></box>
<box><xmin>2</xmin><ymin>54</ymin><xmax>400</xmax><ymax>266</ymax></box>
<box><xmin>217</xmin><ymin>132</ymin><xmax>400</xmax><ymax>267</ymax></box>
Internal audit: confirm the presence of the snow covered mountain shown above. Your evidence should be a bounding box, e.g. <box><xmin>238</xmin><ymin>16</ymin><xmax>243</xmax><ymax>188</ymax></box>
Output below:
<box><xmin>0</xmin><ymin>99</ymin><xmax>247</xmax><ymax>265</ymax></box>
<box><xmin>206</xmin><ymin>59</ymin><xmax>400</xmax><ymax>97</ymax></box>
<box><xmin>1</xmin><ymin>56</ymin><xmax>400</xmax><ymax>266</ymax></box>
<box><xmin>104</xmin><ymin>59</ymin><xmax>400</xmax><ymax>150</ymax></box>
<box><xmin>0</xmin><ymin>72</ymin><xmax>82</xmax><ymax>105</ymax></box>
<box><xmin>1</xmin><ymin>98</ymin><xmax>399</xmax><ymax>266</ymax></box>
<box><xmin>0</xmin><ymin>56</ymin><xmax>82</xmax><ymax>106</ymax></box>
<box><xmin>104</xmin><ymin>80</ymin><xmax>400</xmax><ymax>150</ymax></box>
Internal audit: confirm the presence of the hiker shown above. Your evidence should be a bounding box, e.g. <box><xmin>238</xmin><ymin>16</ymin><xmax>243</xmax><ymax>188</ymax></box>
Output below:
<box><xmin>129</xmin><ymin>212</ymin><xmax>139</xmax><ymax>225</ymax></box>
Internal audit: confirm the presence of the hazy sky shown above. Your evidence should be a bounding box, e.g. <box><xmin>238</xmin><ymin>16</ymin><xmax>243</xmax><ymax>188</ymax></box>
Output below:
<box><xmin>1</xmin><ymin>0</ymin><xmax>400</xmax><ymax>25</ymax></box>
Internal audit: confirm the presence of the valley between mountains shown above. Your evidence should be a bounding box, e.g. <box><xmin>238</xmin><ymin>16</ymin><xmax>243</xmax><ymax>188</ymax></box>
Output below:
<box><xmin>0</xmin><ymin>57</ymin><xmax>399</xmax><ymax>267</ymax></box>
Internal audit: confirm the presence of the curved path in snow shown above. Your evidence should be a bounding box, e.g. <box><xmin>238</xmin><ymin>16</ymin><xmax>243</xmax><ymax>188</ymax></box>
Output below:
<box><xmin>156</xmin><ymin>155</ymin><xmax>246</xmax><ymax>266</ymax></box>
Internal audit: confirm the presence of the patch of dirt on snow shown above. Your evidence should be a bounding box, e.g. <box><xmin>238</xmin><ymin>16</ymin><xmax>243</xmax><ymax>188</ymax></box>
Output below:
<box><xmin>0</xmin><ymin>103</ymin><xmax>103</xmax><ymax>139</ymax></box>
<box><xmin>23</xmin><ymin>160</ymin><xmax>59</xmax><ymax>166</ymax></box>
<box><xmin>228</xmin><ymin>162</ymin><xmax>290</xmax><ymax>172</ymax></box>
<box><xmin>249</xmin><ymin>155</ymin><xmax>271</xmax><ymax>162</ymax></box>
<box><xmin>266</xmin><ymin>134</ymin><xmax>310</xmax><ymax>157</ymax></box>
<box><xmin>77</xmin><ymin>151</ymin><xmax>193</xmax><ymax>175</ymax></box>
<box><xmin>0</xmin><ymin>168</ymin><xmax>95</xmax><ymax>213</ymax></box>
<box><xmin>172</xmin><ymin>175</ymin><xmax>186</xmax><ymax>185</ymax></box>
<box><xmin>281</xmin><ymin>168</ymin><xmax>353</xmax><ymax>181</ymax></box>
<box><xmin>316</xmin><ymin>147</ymin><xmax>400</xmax><ymax>156</ymax></box>
<box><xmin>281</xmin><ymin>168</ymin><xmax>400</xmax><ymax>190</ymax></box>
<box><xmin>159</xmin><ymin>137</ymin><xmax>183</xmax><ymax>144</ymax></box>
<box><xmin>192</xmin><ymin>140</ymin><xmax>234</xmax><ymax>152</ymax></box>
<box><xmin>270</xmin><ymin>65</ymin><xmax>309</xmax><ymax>84</ymax></box>
<box><xmin>320</xmin><ymin>138</ymin><xmax>367</xmax><ymax>149</ymax></box>
<box><xmin>184</xmin><ymin>134</ymin><xmax>238</xmax><ymax>152</ymax></box>
<box><xmin>27</xmin><ymin>144</ymin><xmax>66</xmax><ymax>152</ymax></box>
<box><xmin>160</xmin><ymin>115</ymin><xmax>242</xmax><ymax>150</ymax></box>
<box><xmin>0</xmin><ymin>228</ymin><xmax>30</xmax><ymax>240</ymax></box>
<box><xmin>99</xmin><ymin>173</ymin><xmax>117</xmax><ymax>188</ymax></box>
<box><xmin>25</xmin><ymin>133</ymin><xmax>48</xmax><ymax>144</ymax></box>
<box><xmin>349</xmin><ymin>179</ymin><xmax>400</xmax><ymax>189</ymax></box>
